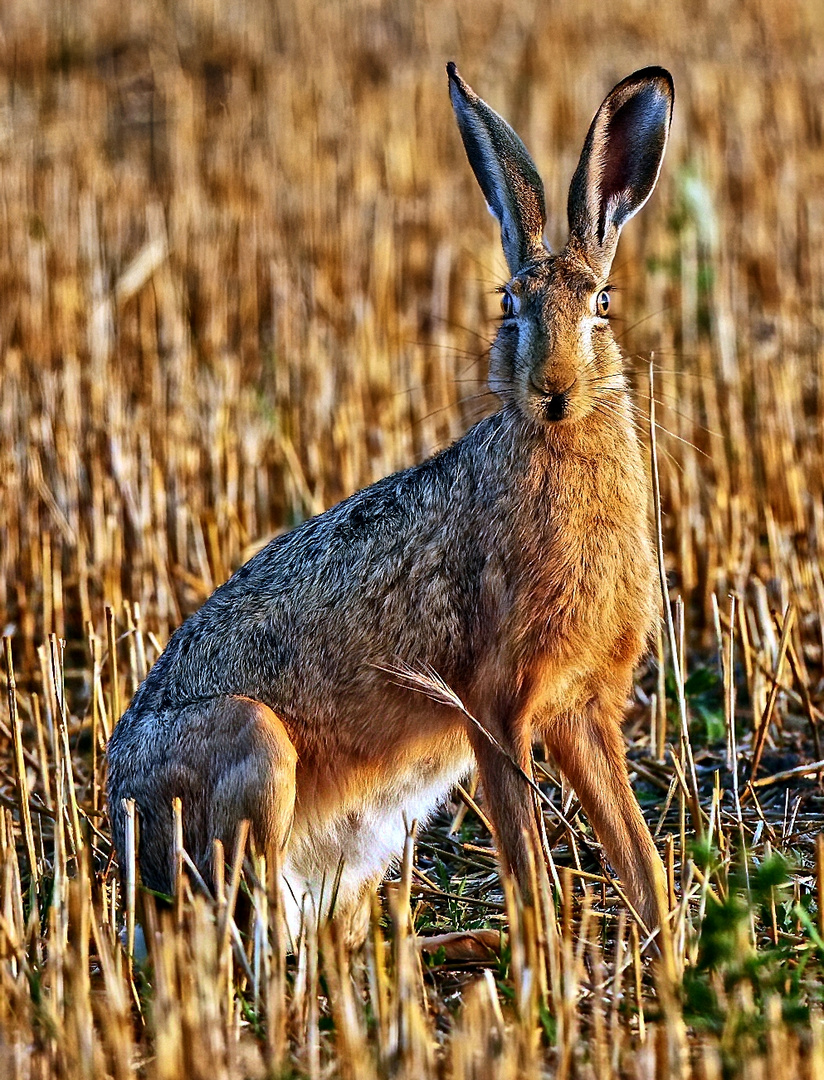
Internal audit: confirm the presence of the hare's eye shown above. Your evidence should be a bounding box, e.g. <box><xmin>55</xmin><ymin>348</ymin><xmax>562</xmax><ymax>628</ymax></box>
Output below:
<box><xmin>595</xmin><ymin>290</ymin><xmax>611</xmax><ymax>317</ymax></box>
<box><xmin>500</xmin><ymin>291</ymin><xmax>515</xmax><ymax>318</ymax></box>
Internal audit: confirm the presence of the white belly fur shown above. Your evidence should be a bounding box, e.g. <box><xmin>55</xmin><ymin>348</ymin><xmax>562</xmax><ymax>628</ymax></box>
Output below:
<box><xmin>281</xmin><ymin>748</ymin><xmax>475</xmax><ymax>939</ymax></box>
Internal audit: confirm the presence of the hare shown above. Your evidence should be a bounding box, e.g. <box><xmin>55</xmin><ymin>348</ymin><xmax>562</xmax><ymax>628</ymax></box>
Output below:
<box><xmin>107</xmin><ymin>63</ymin><xmax>674</xmax><ymax>941</ymax></box>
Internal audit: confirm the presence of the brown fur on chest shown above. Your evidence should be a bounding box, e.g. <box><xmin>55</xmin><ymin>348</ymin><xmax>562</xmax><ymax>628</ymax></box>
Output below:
<box><xmin>506</xmin><ymin>432</ymin><xmax>656</xmax><ymax>705</ymax></box>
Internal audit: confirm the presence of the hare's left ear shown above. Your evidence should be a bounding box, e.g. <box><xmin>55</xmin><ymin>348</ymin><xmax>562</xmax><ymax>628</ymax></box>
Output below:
<box><xmin>448</xmin><ymin>63</ymin><xmax>547</xmax><ymax>275</ymax></box>
<box><xmin>568</xmin><ymin>67</ymin><xmax>674</xmax><ymax>277</ymax></box>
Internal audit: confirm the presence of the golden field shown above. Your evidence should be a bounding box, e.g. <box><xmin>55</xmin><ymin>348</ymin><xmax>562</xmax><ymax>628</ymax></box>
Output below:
<box><xmin>1</xmin><ymin>0</ymin><xmax>824</xmax><ymax>1076</ymax></box>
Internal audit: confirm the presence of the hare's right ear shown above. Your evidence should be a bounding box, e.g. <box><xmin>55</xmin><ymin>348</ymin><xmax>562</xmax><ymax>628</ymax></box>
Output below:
<box><xmin>448</xmin><ymin>63</ymin><xmax>546</xmax><ymax>275</ymax></box>
<box><xmin>568</xmin><ymin>67</ymin><xmax>674</xmax><ymax>277</ymax></box>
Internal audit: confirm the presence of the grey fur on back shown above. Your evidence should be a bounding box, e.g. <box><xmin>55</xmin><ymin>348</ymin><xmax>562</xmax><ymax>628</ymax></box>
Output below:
<box><xmin>107</xmin><ymin>407</ymin><xmax>539</xmax><ymax>877</ymax></box>
<box><xmin>121</xmin><ymin>408</ymin><xmax>528</xmax><ymax>726</ymax></box>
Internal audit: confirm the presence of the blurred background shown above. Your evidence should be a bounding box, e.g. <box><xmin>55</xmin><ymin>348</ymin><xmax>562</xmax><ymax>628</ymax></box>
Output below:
<box><xmin>1</xmin><ymin>0</ymin><xmax>823</xmax><ymax>683</ymax></box>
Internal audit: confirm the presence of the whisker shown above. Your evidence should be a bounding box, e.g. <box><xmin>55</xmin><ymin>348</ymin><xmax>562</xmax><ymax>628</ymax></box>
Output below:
<box><xmin>459</xmin><ymin>349</ymin><xmax>491</xmax><ymax>378</ymax></box>
<box><xmin>642</xmin><ymin>418</ymin><xmax>712</xmax><ymax>458</ymax></box>
<box><xmin>630</xmin><ymin>393</ymin><xmax>723</xmax><ymax>441</ymax></box>
<box><xmin>590</xmin><ymin>400</ymin><xmax>686</xmax><ymax>475</ymax></box>
<box><xmin>402</xmin><ymin>338</ymin><xmax>487</xmax><ymax>360</ymax></box>
<box><xmin>614</xmin><ymin>305</ymin><xmax>674</xmax><ymax>342</ymax></box>
<box><xmin>456</xmin><ymin>246</ymin><xmax>508</xmax><ymax>285</ymax></box>
<box><xmin>429</xmin><ymin>313</ymin><xmax>496</xmax><ymax>346</ymax></box>
<box><xmin>591</xmin><ymin>392</ymin><xmax>705</xmax><ymax>459</ymax></box>
<box><xmin>604</xmin><ymin>254</ymin><xmax>641</xmax><ymax>280</ymax></box>
<box><xmin>627</xmin><ymin>353</ymin><xmax>722</xmax><ymax>381</ymax></box>
<box><xmin>411</xmin><ymin>391</ymin><xmax>500</xmax><ymax>428</ymax></box>
<box><xmin>391</xmin><ymin>377</ymin><xmax>490</xmax><ymax>401</ymax></box>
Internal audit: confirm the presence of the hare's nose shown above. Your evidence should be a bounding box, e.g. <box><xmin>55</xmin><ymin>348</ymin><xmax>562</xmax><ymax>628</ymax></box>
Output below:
<box><xmin>542</xmin><ymin>389</ymin><xmax>570</xmax><ymax>421</ymax></box>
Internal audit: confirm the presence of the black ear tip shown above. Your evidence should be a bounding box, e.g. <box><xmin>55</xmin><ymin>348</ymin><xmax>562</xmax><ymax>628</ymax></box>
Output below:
<box><xmin>626</xmin><ymin>65</ymin><xmax>675</xmax><ymax>104</ymax></box>
<box><xmin>446</xmin><ymin>61</ymin><xmax>469</xmax><ymax>97</ymax></box>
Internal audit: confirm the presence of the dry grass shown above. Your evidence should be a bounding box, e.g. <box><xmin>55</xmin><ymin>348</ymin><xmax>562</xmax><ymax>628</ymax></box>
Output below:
<box><xmin>2</xmin><ymin>0</ymin><xmax>824</xmax><ymax>1075</ymax></box>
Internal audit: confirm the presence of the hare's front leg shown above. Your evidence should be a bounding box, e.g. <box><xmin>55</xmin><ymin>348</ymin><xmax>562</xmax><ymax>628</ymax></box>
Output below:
<box><xmin>544</xmin><ymin>704</ymin><xmax>669</xmax><ymax>930</ymax></box>
<box><xmin>469</xmin><ymin>722</ymin><xmax>544</xmax><ymax>901</ymax></box>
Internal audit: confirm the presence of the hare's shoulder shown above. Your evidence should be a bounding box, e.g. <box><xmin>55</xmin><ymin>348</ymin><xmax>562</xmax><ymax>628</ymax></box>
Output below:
<box><xmin>216</xmin><ymin>407</ymin><xmax>516</xmax><ymax>594</ymax></box>
<box><xmin>126</xmin><ymin>410</ymin><xmax>518</xmax><ymax>715</ymax></box>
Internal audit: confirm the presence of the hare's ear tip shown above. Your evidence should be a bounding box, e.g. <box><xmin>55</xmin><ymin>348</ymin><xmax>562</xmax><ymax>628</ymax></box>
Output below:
<box><xmin>446</xmin><ymin>61</ymin><xmax>470</xmax><ymax>98</ymax></box>
<box><xmin>633</xmin><ymin>64</ymin><xmax>674</xmax><ymax>82</ymax></box>
<box><xmin>628</xmin><ymin>66</ymin><xmax>675</xmax><ymax>100</ymax></box>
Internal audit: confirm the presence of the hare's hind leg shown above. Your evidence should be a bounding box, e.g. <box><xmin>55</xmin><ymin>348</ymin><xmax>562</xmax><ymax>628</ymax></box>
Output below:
<box><xmin>545</xmin><ymin>705</ymin><xmax>668</xmax><ymax>930</ymax></box>
<box><xmin>203</xmin><ymin>697</ymin><xmax>298</xmax><ymax>881</ymax></box>
<box><xmin>130</xmin><ymin>696</ymin><xmax>297</xmax><ymax>898</ymax></box>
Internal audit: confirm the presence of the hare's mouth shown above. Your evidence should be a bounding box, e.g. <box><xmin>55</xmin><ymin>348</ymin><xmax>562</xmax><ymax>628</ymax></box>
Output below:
<box><xmin>529</xmin><ymin>376</ymin><xmax>576</xmax><ymax>423</ymax></box>
<box><xmin>540</xmin><ymin>389</ymin><xmax>571</xmax><ymax>422</ymax></box>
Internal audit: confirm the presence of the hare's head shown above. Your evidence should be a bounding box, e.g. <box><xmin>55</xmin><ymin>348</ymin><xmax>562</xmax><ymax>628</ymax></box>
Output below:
<box><xmin>448</xmin><ymin>64</ymin><xmax>673</xmax><ymax>428</ymax></box>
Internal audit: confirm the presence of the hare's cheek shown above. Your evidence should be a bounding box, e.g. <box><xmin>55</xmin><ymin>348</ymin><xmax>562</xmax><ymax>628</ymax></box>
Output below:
<box><xmin>578</xmin><ymin>326</ymin><xmax>600</xmax><ymax>378</ymax></box>
<box><xmin>588</xmin><ymin>322</ymin><xmax>618</xmax><ymax>369</ymax></box>
<box><xmin>488</xmin><ymin>330</ymin><xmax>519</xmax><ymax>390</ymax></box>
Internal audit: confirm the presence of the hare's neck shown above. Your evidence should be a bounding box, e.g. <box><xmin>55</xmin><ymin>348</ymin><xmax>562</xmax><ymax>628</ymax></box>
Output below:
<box><xmin>495</xmin><ymin>398</ymin><xmax>655</xmax><ymax>663</ymax></box>
<box><xmin>496</xmin><ymin>395</ymin><xmax>647</xmax><ymax>494</ymax></box>
<box><xmin>462</xmin><ymin>400</ymin><xmax>649</xmax><ymax>544</ymax></box>
<box><xmin>547</xmin><ymin>394</ymin><xmax>643</xmax><ymax>466</ymax></box>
